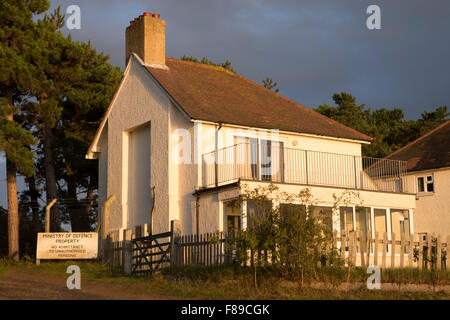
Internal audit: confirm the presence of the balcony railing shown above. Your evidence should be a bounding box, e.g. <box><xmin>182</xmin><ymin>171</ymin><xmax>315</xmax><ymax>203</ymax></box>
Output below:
<box><xmin>201</xmin><ymin>143</ymin><xmax>410</xmax><ymax>193</ymax></box>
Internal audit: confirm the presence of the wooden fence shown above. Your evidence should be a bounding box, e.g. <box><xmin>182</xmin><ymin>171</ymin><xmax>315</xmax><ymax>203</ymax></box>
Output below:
<box><xmin>337</xmin><ymin>231</ymin><xmax>449</xmax><ymax>270</ymax></box>
<box><xmin>171</xmin><ymin>232</ymin><xmax>229</xmax><ymax>266</ymax></box>
<box><xmin>102</xmin><ymin>228</ymin><xmax>449</xmax><ymax>273</ymax></box>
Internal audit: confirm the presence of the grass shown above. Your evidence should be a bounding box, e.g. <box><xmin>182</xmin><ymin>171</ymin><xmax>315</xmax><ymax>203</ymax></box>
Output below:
<box><xmin>1</xmin><ymin>259</ymin><xmax>449</xmax><ymax>299</ymax></box>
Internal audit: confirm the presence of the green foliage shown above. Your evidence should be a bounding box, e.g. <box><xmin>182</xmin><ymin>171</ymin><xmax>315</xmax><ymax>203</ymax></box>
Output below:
<box><xmin>225</xmin><ymin>184</ymin><xmax>359</xmax><ymax>289</ymax></box>
<box><xmin>180</xmin><ymin>55</ymin><xmax>236</xmax><ymax>73</ymax></box>
<box><xmin>315</xmin><ymin>92</ymin><xmax>449</xmax><ymax>158</ymax></box>
<box><xmin>0</xmin><ymin>0</ymin><xmax>51</xmax><ymax>176</ymax></box>
<box><xmin>262</xmin><ymin>77</ymin><xmax>279</xmax><ymax>93</ymax></box>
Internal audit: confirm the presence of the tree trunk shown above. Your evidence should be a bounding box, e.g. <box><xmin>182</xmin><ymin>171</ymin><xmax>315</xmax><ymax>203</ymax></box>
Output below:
<box><xmin>27</xmin><ymin>176</ymin><xmax>41</xmax><ymax>237</ymax></box>
<box><xmin>43</xmin><ymin>122</ymin><xmax>60</xmax><ymax>231</ymax></box>
<box><xmin>6</xmin><ymin>159</ymin><xmax>19</xmax><ymax>260</ymax></box>
<box><xmin>5</xmin><ymin>92</ymin><xmax>20</xmax><ymax>260</ymax></box>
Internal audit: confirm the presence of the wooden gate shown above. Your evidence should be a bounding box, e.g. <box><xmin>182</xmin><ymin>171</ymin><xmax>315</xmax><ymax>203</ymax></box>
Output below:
<box><xmin>132</xmin><ymin>231</ymin><xmax>173</xmax><ymax>275</ymax></box>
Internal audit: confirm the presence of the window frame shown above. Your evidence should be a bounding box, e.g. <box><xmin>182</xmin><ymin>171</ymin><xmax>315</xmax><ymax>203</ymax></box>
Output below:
<box><xmin>416</xmin><ymin>174</ymin><xmax>435</xmax><ymax>195</ymax></box>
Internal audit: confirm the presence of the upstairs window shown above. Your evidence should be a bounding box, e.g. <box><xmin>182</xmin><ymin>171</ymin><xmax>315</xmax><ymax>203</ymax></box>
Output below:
<box><xmin>417</xmin><ymin>174</ymin><xmax>434</xmax><ymax>194</ymax></box>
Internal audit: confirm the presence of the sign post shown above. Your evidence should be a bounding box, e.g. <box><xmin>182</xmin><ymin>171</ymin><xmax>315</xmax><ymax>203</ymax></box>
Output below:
<box><xmin>36</xmin><ymin>232</ymin><xmax>98</xmax><ymax>261</ymax></box>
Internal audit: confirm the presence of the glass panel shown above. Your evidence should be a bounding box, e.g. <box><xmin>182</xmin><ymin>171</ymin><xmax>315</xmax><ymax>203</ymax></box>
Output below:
<box><xmin>374</xmin><ymin>209</ymin><xmax>387</xmax><ymax>253</ymax></box>
<box><xmin>260</xmin><ymin>140</ymin><xmax>272</xmax><ymax>181</ymax></box>
<box><xmin>374</xmin><ymin>209</ymin><xmax>387</xmax><ymax>235</ymax></box>
<box><xmin>355</xmin><ymin>207</ymin><xmax>371</xmax><ymax>237</ymax></box>
<box><xmin>340</xmin><ymin>207</ymin><xmax>354</xmax><ymax>235</ymax></box>
<box><xmin>391</xmin><ymin>209</ymin><xmax>410</xmax><ymax>253</ymax></box>
<box><xmin>227</xmin><ymin>216</ymin><xmax>241</xmax><ymax>237</ymax></box>
<box><xmin>417</xmin><ymin>177</ymin><xmax>425</xmax><ymax>192</ymax></box>
<box><xmin>224</xmin><ymin>200</ymin><xmax>241</xmax><ymax>236</ymax></box>
<box><xmin>427</xmin><ymin>182</ymin><xmax>434</xmax><ymax>192</ymax></box>
<box><xmin>355</xmin><ymin>207</ymin><xmax>372</xmax><ymax>252</ymax></box>
<box><xmin>246</xmin><ymin>199</ymin><xmax>272</xmax><ymax>229</ymax></box>
<box><xmin>280</xmin><ymin>203</ymin><xmax>307</xmax><ymax>222</ymax></box>
<box><xmin>250</xmin><ymin>138</ymin><xmax>258</xmax><ymax>179</ymax></box>
<box><xmin>310</xmin><ymin>206</ymin><xmax>333</xmax><ymax>233</ymax></box>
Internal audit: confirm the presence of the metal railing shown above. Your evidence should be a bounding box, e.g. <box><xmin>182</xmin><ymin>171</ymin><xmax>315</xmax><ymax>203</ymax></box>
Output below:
<box><xmin>201</xmin><ymin>143</ymin><xmax>409</xmax><ymax>193</ymax></box>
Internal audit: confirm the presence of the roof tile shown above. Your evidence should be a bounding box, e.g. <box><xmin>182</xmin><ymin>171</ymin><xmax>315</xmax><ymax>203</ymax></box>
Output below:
<box><xmin>146</xmin><ymin>58</ymin><xmax>372</xmax><ymax>142</ymax></box>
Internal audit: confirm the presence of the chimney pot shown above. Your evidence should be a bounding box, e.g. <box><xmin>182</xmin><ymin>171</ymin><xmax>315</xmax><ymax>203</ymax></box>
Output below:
<box><xmin>125</xmin><ymin>12</ymin><xmax>165</xmax><ymax>66</ymax></box>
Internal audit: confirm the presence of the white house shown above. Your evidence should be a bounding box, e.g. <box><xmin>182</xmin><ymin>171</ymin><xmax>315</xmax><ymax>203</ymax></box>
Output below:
<box><xmin>386</xmin><ymin>120</ymin><xmax>450</xmax><ymax>237</ymax></box>
<box><xmin>86</xmin><ymin>12</ymin><xmax>416</xmax><ymax>244</ymax></box>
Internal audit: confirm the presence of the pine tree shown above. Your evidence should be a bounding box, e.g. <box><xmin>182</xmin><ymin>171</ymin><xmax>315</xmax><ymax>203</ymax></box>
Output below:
<box><xmin>0</xmin><ymin>0</ymin><xmax>50</xmax><ymax>260</ymax></box>
<box><xmin>56</xmin><ymin>40</ymin><xmax>121</xmax><ymax>231</ymax></box>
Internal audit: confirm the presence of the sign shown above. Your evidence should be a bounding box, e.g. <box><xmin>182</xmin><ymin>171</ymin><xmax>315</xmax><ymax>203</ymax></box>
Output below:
<box><xmin>37</xmin><ymin>232</ymin><xmax>98</xmax><ymax>259</ymax></box>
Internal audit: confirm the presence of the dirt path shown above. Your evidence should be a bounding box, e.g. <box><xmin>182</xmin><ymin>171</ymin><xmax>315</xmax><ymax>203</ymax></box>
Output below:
<box><xmin>0</xmin><ymin>270</ymin><xmax>172</xmax><ymax>300</ymax></box>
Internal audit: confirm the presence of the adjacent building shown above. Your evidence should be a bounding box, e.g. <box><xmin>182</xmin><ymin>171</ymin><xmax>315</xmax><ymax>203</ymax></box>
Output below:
<box><xmin>386</xmin><ymin>120</ymin><xmax>450</xmax><ymax>237</ymax></box>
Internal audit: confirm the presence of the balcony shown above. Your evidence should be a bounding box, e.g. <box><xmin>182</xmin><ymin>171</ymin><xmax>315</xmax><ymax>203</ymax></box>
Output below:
<box><xmin>201</xmin><ymin>142</ymin><xmax>410</xmax><ymax>193</ymax></box>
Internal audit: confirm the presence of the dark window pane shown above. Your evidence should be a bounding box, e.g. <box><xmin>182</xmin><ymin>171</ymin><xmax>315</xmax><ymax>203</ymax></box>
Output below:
<box><xmin>417</xmin><ymin>177</ymin><xmax>425</xmax><ymax>192</ymax></box>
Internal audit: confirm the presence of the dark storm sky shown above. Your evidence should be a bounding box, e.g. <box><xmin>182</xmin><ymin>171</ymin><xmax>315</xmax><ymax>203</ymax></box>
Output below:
<box><xmin>52</xmin><ymin>0</ymin><xmax>450</xmax><ymax>119</ymax></box>
<box><xmin>1</xmin><ymin>0</ymin><xmax>450</xmax><ymax>208</ymax></box>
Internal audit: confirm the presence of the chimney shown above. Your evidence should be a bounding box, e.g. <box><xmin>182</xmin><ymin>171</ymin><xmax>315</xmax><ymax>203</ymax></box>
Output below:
<box><xmin>125</xmin><ymin>12</ymin><xmax>166</xmax><ymax>67</ymax></box>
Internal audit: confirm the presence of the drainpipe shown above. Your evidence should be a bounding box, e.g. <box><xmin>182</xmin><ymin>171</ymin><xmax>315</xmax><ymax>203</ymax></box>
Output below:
<box><xmin>215</xmin><ymin>122</ymin><xmax>223</xmax><ymax>187</ymax></box>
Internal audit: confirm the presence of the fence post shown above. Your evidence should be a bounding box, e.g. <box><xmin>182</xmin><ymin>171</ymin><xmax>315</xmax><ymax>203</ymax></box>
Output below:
<box><xmin>427</xmin><ymin>234</ymin><xmax>432</xmax><ymax>269</ymax></box>
<box><xmin>360</xmin><ymin>231</ymin><xmax>366</xmax><ymax>268</ymax></box>
<box><xmin>418</xmin><ymin>234</ymin><xmax>423</xmax><ymax>270</ymax></box>
<box><xmin>437</xmin><ymin>234</ymin><xmax>442</xmax><ymax>270</ymax></box>
<box><xmin>408</xmin><ymin>234</ymin><xmax>414</xmax><ymax>268</ymax></box>
<box><xmin>366</xmin><ymin>233</ymin><xmax>371</xmax><ymax>268</ymax></box>
<box><xmin>122</xmin><ymin>229</ymin><xmax>132</xmax><ymax>275</ymax></box>
<box><xmin>400</xmin><ymin>233</ymin><xmax>405</xmax><ymax>268</ymax></box>
<box><xmin>340</xmin><ymin>232</ymin><xmax>346</xmax><ymax>264</ymax></box>
<box><xmin>382</xmin><ymin>232</ymin><xmax>387</xmax><ymax>270</ymax></box>
<box><xmin>351</xmin><ymin>232</ymin><xmax>357</xmax><ymax>266</ymax></box>
<box><xmin>374</xmin><ymin>232</ymin><xmax>379</xmax><ymax>267</ymax></box>
<box><xmin>102</xmin><ymin>233</ymin><xmax>112</xmax><ymax>265</ymax></box>
<box><xmin>390</xmin><ymin>232</ymin><xmax>396</xmax><ymax>268</ymax></box>
<box><xmin>45</xmin><ymin>199</ymin><xmax>57</xmax><ymax>233</ymax></box>
<box><xmin>445</xmin><ymin>235</ymin><xmax>450</xmax><ymax>270</ymax></box>
<box><xmin>99</xmin><ymin>195</ymin><xmax>115</xmax><ymax>262</ymax></box>
<box><xmin>170</xmin><ymin>220</ymin><xmax>181</xmax><ymax>267</ymax></box>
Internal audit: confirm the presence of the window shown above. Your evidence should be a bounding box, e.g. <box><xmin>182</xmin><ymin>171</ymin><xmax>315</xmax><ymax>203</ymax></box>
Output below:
<box><xmin>390</xmin><ymin>209</ymin><xmax>410</xmax><ymax>253</ymax></box>
<box><xmin>340</xmin><ymin>207</ymin><xmax>354</xmax><ymax>235</ymax></box>
<box><xmin>355</xmin><ymin>207</ymin><xmax>371</xmax><ymax>238</ymax></box>
<box><xmin>373</xmin><ymin>209</ymin><xmax>387</xmax><ymax>236</ymax></box>
<box><xmin>310</xmin><ymin>206</ymin><xmax>333</xmax><ymax>233</ymax></box>
<box><xmin>224</xmin><ymin>200</ymin><xmax>241</xmax><ymax>237</ymax></box>
<box><xmin>246</xmin><ymin>199</ymin><xmax>272</xmax><ymax>229</ymax></box>
<box><xmin>340</xmin><ymin>207</ymin><xmax>354</xmax><ymax>252</ymax></box>
<box><xmin>355</xmin><ymin>207</ymin><xmax>372</xmax><ymax>252</ymax></box>
<box><xmin>235</xmin><ymin>136</ymin><xmax>284</xmax><ymax>182</ymax></box>
<box><xmin>280</xmin><ymin>203</ymin><xmax>307</xmax><ymax>222</ymax></box>
<box><xmin>417</xmin><ymin>174</ymin><xmax>434</xmax><ymax>194</ymax></box>
<box><xmin>374</xmin><ymin>209</ymin><xmax>388</xmax><ymax>253</ymax></box>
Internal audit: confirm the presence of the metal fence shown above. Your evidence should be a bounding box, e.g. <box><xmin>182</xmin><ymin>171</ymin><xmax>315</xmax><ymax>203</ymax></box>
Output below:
<box><xmin>202</xmin><ymin>143</ymin><xmax>409</xmax><ymax>193</ymax></box>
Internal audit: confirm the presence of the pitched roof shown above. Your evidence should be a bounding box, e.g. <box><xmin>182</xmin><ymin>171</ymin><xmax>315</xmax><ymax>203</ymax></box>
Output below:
<box><xmin>145</xmin><ymin>58</ymin><xmax>372</xmax><ymax>142</ymax></box>
<box><xmin>385</xmin><ymin>120</ymin><xmax>450</xmax><ymax>172</ymax></box>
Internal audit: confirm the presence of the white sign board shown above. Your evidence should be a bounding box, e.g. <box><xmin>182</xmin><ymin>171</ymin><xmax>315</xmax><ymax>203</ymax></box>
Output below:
<box><xmin>37</xmin><ymin>232</ymin><xmax>98</xmax><ymax>259</ymax></box>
